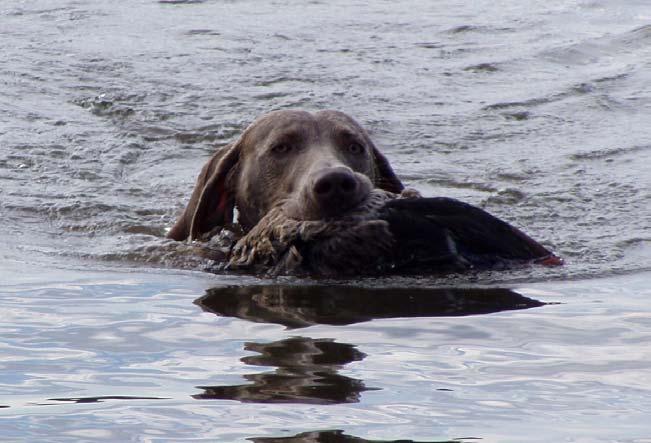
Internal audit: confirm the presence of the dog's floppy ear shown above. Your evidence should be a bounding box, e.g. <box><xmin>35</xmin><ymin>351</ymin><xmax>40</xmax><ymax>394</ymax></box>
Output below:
<box><xmin>189</xmin><ymin>142</ymin><xmax>241</xmax><ymax>240</ymax></box>
<box><xmin>167</xmin><ymin>142</ymin><xmax>240</xmax><ymax>241</ymax></box>
<box><xmin>371</xmin><ymin>146</ymin><xmax>404</xmax><ymax>194</ymax></box>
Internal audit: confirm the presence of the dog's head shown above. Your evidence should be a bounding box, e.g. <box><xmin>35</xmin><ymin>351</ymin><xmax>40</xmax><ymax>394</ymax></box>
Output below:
<box><xmin>168</xmin><ymin>110</ymin><xmax>404</xmax><ymax>241</ymax></box>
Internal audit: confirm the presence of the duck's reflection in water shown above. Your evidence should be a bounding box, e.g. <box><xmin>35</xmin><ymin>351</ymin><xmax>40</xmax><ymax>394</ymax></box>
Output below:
<box><xmin>249</xmin><ymin>430</ymin><xmax>465</xmax><ymax>443</ymax></box>
<box><xmin>195</xmin><ymin>285</ymin><xmax>545</xmax><ymax>329</ymax></box>
<box><xmin>193</xmin><ymin>337</ymin><xmax>372</xmax><ymax>404</ymax></box>
<box><xmin>193</xmin><ymin>286</ymin><xmax>544</xmax><ymax>405</ymax></box>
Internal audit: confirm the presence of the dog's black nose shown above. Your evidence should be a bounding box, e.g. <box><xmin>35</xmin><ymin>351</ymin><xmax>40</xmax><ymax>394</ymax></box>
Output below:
<box><xmin>308</xmin><ymin>167</ymin><xmax>369</xmax><ymax>218</ymax></box>
<box><xmin>313</xmin><ymin>168</ymin><xmax>358</xmax><ymax>198</ymax></box>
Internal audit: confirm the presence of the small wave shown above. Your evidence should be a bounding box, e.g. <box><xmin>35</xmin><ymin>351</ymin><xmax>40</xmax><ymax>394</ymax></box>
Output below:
<box><xmin>426</xmin><ymin>178</ymin><xmax>498</xmax><ymax>194</ymax></box>
<box><xmin>444</xmin><ymin>25</ymin><xmax>515</xmax><ymax>34</ymax></box>
<box><xmin>503</xmin><ymin>111</ymin><xmax>530</xmax><ymax>121</ymax></box>
<box><xmin>73</xmin><ymin>94</ymin><xmax>135</xmax><ymax>119</ymax></box>
<box><xmin>464</xmin><ymin>62</ymin><xmax>500</xmax><ymax>73</ymax></box>
<box><xmin>415</xmin><ymin>42</ymin><xmax>443</xmax><ymax>49</ymax></box>
<box><xmin>569</xmin><ymin>144</ymin><xmax>650</xmax><ymax>161</ymax></box>
<box><xmin>593</xmin><ymin>72</ymin><xmax>630</xmax><ymax>84</ymax></box>
<box><xmin>483</xmin><ymin>96</ymin><xmax>556</xmax><ymax>111</ymax></box>
<box><xmin>482</xmin><ymin>75</ymin><xmax>628</xmax><ymax>112</ymax></box>
<box><xmin>81</xmin><ymin>233</ymin><xmax>235</xmax><ymax>273</ymax></box>
<box><xmin>46</xmin><ymin>396</ymin><xmax>170</xmax><ymax>404</ymax></box>
<box><xmin>173</xmin><ymin>130</ymin><xmax>221</xmax><ymax>144</ymax></box>
<box><xmin>185</xmin><ymin>29</ymin><xmax>221</xmax><ymax>36</ymax></box>
<box><xmin>483</xmin><ymin>188</ymin><xmax>528</xmax><ymax>205</ymax></box>
<box><xmin>159</xmin><ymin>0</ymin><xmax>205</xmax><ymax>4</ymax></box>
<box><xmin>253</xmin><ymin>91</ymin><xmax>294</xmax><ymax>100</ymax></box>
<box><xmin>541</xmin><ymin>25</ymin><xmax>651</xmax><ymax>66</ymax></box>
<box><xmin>492</xmin><ymin>172</ymin><xmax>530</xmax><ymax>183</ymax></box>
<box><xmin>254</xmin><ymin>76</ymin><xmax>317</xmax><ymax>87</ymax></box>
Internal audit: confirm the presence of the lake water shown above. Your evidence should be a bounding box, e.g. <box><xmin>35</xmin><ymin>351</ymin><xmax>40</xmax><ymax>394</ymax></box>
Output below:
<box><xmin>1</xmin><ymin>0</ymin><xmax>650</xmax><ymax>442</ymax></box>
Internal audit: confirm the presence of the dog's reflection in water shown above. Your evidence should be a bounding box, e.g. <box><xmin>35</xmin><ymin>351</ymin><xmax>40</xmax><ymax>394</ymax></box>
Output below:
<box><xmin>195</xmin><ymin>285</ymin><xmax>545</xmax><ymax>329</ymax></box>
<box><xmin>193</xmin><ymin>337</ymin><xmax>372</xmax><ymax>404</ymax></box>
<box><xmin>250</xmin><ymin>430</ymin><xmax>463</xmax><ymax>443</ymax></box>
<box><xmin>193</xmin><ymin>286</ymin><xmax>545</xmax><ymax>404</ymax></box>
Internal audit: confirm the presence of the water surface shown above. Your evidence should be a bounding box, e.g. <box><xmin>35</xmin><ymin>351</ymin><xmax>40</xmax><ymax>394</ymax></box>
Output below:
<box><xmin>1</xmin><ymin>0</ymin><xmax>650</xmax><ymax>441</ymax></box>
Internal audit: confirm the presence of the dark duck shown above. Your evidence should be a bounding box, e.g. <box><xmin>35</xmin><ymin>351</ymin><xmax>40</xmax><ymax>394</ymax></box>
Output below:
<box><xmin>227</xmin><ymin>188</ymin><xmax>562</xmax><ymax>276</ymax></box>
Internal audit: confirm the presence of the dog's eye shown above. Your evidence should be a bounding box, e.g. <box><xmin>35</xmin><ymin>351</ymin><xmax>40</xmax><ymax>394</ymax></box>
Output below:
<box><xmin>347</xmin><ymin>143</ymin><xmax>365</xmax><ymax>155</ymax></box>
<box><xmin>271</xmin><ymin>143</ymin><xmax>292</xmax><ymax>154</ymax></box>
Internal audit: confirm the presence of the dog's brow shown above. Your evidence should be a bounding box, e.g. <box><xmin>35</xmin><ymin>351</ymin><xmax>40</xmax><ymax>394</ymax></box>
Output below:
<box><xmin>267</xmin><ymin>129</ymin><xmax>304</xmax><ymax>145</ymax></box>
<box><xmin>340</xmin><ymin>129</ymin><xmax>357</xmax><ymax>139</ymax></box>
<box><xmin>266</xmin><ymin>119</ymin><xmax>313</xmax><ymax>137</ymax></box>
<box><xmin>334</xmin><ymin>128</ymin><xmax>365</xmax><ymax>145</ymax></box>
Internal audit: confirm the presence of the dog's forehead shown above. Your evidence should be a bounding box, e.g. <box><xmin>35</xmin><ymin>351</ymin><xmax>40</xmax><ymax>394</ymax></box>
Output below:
<box><xmin>243</xmin><ymin>111</ymin><xmax>314</xmax><ymax>142</ymax></box>
<box><xmin>315</xmin><ymin>110</ymin><xmax>365</xmax><ymax>134</ymax></box>
<box><xmin>244</xmin><ymin>110</ymin><xmax>364</xmax><ymax>145</ymax></box>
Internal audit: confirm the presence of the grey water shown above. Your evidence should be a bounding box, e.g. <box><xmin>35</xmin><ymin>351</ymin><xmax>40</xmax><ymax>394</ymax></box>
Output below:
<box><xmin>1</xmin><ymin>0</ymin><xmax>650</xmax><ymax>441</ymax></box>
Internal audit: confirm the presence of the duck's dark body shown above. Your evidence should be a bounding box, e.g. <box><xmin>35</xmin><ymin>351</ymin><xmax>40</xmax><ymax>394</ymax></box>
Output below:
<box><xmin>226</xmin><ymin>191</ymin><xmax>561</xmax><ymax>276</ymax></box>
<box><xmin>379</xmin><ymin>197</ymin><xmax>559</xmax><ymax>271</ymax></box>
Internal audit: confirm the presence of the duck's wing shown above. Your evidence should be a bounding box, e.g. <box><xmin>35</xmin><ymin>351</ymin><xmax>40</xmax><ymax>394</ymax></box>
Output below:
<box><xmin>379</xmin><ymin>197</ymin><xmax>562</xmax><ymax>270</ymax></box>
